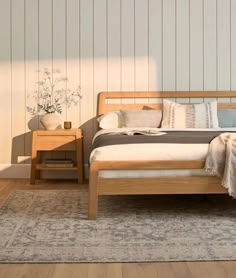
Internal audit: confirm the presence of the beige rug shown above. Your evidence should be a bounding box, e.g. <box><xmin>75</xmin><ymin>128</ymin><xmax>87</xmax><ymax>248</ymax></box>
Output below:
<box><xmin>0</xmin><ymin>190</ymin><xmax>236</xmax><ymax>263</ymax></box>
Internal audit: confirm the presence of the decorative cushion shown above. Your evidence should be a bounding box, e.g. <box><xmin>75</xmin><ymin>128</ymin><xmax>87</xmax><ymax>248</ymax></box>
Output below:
<box><xmin>218</xmin><ymin>109</ymin><xmax>236</xmax><ymax>127</ymax></box>
<box><xmin>120</xmin><ymin>109</ymin><xmax>162</xmax><ymax>128</ymax></box>
<box><xmin>161</xmin><ymin>99</ymin><xmax>219</xmax><ymax>128</ymax></box>
<box><xmin>97</xmin><ymin>111</ymin><xmax>122</xmax><ymax>129</ymax></box>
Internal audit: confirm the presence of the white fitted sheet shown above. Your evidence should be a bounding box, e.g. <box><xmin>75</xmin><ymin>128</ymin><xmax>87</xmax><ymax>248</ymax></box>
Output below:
<box><xmin>90</xmin><ymin>143</ymin><xmax>209</xmax><ymax>162</ymax></box>
<box><xmin>98</xmin><ymin>169</ymin><xmax>209</xmax><ymax>178</ymax></box>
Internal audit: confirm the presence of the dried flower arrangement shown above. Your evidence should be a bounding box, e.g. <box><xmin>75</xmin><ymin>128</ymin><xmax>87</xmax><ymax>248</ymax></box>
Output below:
<box><xmin>27</xmin><ymin>68</ymin><xmax>82</xmax><ymax>115</ymax></box>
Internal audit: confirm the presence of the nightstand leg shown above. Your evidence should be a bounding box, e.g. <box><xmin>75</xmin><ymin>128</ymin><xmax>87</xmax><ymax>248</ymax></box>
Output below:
<box><xmin>30</xmin><ymin>131</ymin><xmax>38</xmax><ymax>185</ymax></box>
<box><xmin>77</xmin><ymin>137</ymin><xmax>84</xmax><ymax>184</ymax></box>
<box><xmin>30</xmin><ymin>149</ymin><xmax>37</xmax><ymax>185</ymax></box>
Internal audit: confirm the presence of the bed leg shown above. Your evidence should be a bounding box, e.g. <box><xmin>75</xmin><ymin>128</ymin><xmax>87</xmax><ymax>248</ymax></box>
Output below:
<box><xmin>88</xmin><ymin>162</ymin><xmax>98</xmax><ymax>220</ymax></box>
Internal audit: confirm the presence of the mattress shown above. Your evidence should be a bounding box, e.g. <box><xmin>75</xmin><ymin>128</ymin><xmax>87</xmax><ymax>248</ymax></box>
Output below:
<box><xmin>90</xmin><ymin>127</ymin><xmax>236</xmax><ymax>178</ymax></box>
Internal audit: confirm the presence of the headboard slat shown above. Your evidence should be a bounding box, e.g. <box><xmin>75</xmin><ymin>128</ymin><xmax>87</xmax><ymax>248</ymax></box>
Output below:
<box><xmin>98</xmin><ymin>91</ymin><xmax>236</xmax><ymax>115</ymax></box>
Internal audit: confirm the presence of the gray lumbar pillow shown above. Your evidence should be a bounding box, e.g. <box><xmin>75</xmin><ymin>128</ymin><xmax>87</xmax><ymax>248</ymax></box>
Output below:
<box><xmin>120</xmin><ymin>109</ymin><xmax>162</xmax><ymax>128</ymax></box>
<box><xmin>218</xmin><ymin>109</ymin><xmax>236</xmax><ymax>127</ymax></box>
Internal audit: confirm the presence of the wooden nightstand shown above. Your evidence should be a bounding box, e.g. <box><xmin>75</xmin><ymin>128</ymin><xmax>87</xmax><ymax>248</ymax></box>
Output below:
<box><xmin>30</xmin><ymin>129</ymin><xmax>84</xmax><ymax>184</ymax></box>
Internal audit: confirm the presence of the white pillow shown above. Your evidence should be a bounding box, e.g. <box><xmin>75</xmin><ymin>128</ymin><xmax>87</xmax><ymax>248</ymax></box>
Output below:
<box><xmin>120</xmin><ymin>109</ymin><xmax>162</xmax><ymax>128</ymax></box>
<box><xmin>97</xmin><ymin>111</ymin><xmax>122</xmax><ymax>129</ymax></box>
<box><xmin>161</xmin><ymin>99</ymin><xmax>219</xmax><ymax>128</ymax></box>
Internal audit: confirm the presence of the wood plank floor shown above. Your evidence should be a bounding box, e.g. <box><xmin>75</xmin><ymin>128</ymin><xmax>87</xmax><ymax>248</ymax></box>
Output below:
<box><xmin>0</xmin><ymin>179</ymin><xmax>235</xmax><ymax>278</ymax></box>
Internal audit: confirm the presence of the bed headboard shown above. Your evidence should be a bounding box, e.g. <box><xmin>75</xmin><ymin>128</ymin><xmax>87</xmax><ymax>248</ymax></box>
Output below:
<box><xmin>98</xmin><ymin>91</ymin><xmax>236</xmax><ymax>116</ymax></box>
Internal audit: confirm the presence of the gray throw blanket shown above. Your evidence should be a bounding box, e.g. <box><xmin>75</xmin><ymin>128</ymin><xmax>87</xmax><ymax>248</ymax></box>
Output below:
<box><xmin>205</xmin><ymin>133</ymin><xmax>236</xmax><ymax>199</ymax></box>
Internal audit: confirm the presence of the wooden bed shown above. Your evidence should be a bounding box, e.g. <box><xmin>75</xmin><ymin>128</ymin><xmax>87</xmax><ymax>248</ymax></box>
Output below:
<box><xmin>88</xmin><ymin>91</ymin><xmax>236</xmax><ymax>219</ymax></box>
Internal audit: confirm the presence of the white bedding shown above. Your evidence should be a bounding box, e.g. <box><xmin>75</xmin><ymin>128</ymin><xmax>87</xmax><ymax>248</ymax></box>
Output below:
<box><xmin>90</xmin><ymin>127</ymin><xmax>236</xmax><ymax>178</ymax></box>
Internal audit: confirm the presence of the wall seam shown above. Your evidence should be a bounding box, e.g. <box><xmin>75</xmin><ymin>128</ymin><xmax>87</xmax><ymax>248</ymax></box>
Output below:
<box><xmin>175</xmin><ymin>0</ymin><xmax>177</xmax><ymax>92</ymax></box>
<box><xmin>10</xmin><ymin>0</ymin><xmax>13</xmax><ymax>148</ymax></box>
<box><xmin>120</xmin><ymin>0</ymin><xmax>122</xmax><ymax>91</ymax></box>
<box><xmin>134</xmin><ymin>0</ymin><xmax>136</xmax><ymax>91</ymax></box>
<box><xmin>148</xmin><ymin>0</ymin><xmax>150</xmax><ymax>92</ymax></box>
<box><xmin>161</xmin><ymin>0</ymin><xmax>163</xmax><ymax>91</ymax></box>
<box><xmin>37</xmin><ymin>0</ymin><xmax>39</xmax><ymax>129</ymax></box>
<box><xmin>230</xmin><ymin>0</ymin><xmax>232</xmax><ymax>96</ymax></box>
<box><xmin>52</xmin><ymin>0</ymin><xmax>54</xmax><ymax>80</ymax></box>
<box><xmin>92</xmin><ymin>0</ymin><xmax>94</xmax><ymax>116</ymax></box>
<box><xmin>65</xmin><ymin>0</ymin><xmax>68</xmax><ymax>120</ymax></box>
<box><xmin>92</xmin><ymin>0</ymin><xmax>95</xmax><ymax>115</ymax></box>
<box><xmin>189</xmin><ymin>0</ymin><xmax>191</xmax><ymax>91</ymax></box>
<box><xmin>203</xmin><ymin>0</ymin><xmax>205</xmax><ymax>91</ymax></box>
<box><xmin>79</xmin><ymin>0</ymin><xmax>81</xmax><ymax>125</ymax></box>
<box><xmin>216</xmin><ymin>0</ymin><xmax>218</xmax><ymax>91</ymax></box>
<box><xmin>24</xmin><ymin>0</ymin><xmax>26</xmax><ymax>158</ymax></box>
<box><xmin>106</xmin><ymin>0</ymin><xmax>108</xmax><ymax>92</ymax></box>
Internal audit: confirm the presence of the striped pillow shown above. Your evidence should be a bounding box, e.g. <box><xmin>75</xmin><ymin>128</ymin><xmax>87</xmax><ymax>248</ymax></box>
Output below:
<box><xmin>161</xmin><ymin>99</ymin><xmax>219</xmax><ymax>128</ymax></box>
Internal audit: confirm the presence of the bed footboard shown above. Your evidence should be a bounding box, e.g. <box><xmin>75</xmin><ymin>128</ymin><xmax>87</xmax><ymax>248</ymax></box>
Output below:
<box><xmin>88</xmin><ymin>160</ymin><xmax>227</xmax><ymax>220</ymax></box>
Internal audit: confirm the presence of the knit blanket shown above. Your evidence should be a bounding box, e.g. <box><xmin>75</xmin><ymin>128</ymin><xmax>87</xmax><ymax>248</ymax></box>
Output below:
<box><xmin>205</xmin><ymin>133</ymin><xmax>236</xmax><ymax>199</ymax></box>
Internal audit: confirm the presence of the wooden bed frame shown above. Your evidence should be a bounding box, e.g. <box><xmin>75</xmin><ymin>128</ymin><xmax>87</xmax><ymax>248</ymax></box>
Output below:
<box><xmin>88</xmin><ymin>91</ymin><xmax>236</xmax><ymax>219</ymax></box>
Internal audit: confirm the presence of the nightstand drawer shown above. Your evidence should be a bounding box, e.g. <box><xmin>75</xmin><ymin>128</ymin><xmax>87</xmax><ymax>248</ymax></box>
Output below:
<box><xmin>36</xmin><ymin>136</ymin><xmax>76</xmax><ymax>151</ymax></box>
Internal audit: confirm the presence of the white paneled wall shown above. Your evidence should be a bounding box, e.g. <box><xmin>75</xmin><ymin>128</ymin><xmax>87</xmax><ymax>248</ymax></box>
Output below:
<box><xmin>0</xmin><ymin>0</ymin><xmax>11</xmax><ymax>164</ymax></box>
<box><xmin>0</xmin><ymin>0</ymin><xmax>236</xmax><ymax>177</ymax></box>
<box><xmin>163</xmin><ymin>0</ymin><xmax>175</xmax><ymax>91</ymax></box>
<box><xmin>121</xmin><ymin>0</ymin><xmax>135</xmax><ymax>91</ymax></box>
<box><xmin>204</xmin><ymin>0</ymin><xmax>216</xmax><ymax>91</ymax></box>
<box><xmin>149</xmin><ymin>0</ymin><xmax>162</xmax><ymax>91</ymax></box>
<box><xmin>66</xmin><ymin>0</ymin><xmax>80</xmax><ymax>127</ymax></box>
<box><xmin>217</xmin><ymin>0</ymin><xmax>231</xmax><ymax>90</ymax></box>
<box><xmin>176</xmin><ymin>0</ymin><xmax>189</xmax><ymax>91</ymax></box>
<box><xmin>190</xmin><ymin>0</ymin><xmax>203</xmax><ymax>90</ymax></box>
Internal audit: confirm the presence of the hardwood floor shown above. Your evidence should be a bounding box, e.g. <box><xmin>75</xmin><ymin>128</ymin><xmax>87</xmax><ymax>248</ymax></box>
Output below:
<box><xmin>0</xmin><ymin>179</ymin><xmax>235</xmax><ymax>278</ymax></box>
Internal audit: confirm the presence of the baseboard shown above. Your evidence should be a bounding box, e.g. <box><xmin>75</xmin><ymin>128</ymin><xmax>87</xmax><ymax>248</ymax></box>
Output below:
<box><xmin>0</xmin><ymin>164</ymin><xmax>30</xmax><ymax>178</ymax></box>
<box><xmin>0</xmin><ymin>164</ymin><xmax>89</xmax><ymax>179</ymax></box>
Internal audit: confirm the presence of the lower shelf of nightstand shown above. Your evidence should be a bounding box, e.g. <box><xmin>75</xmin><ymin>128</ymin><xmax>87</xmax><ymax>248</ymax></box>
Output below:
<box><xmin>36</xmin><ymin>164</ymin><xmax>78</xmax><ymax>171</ymax></box>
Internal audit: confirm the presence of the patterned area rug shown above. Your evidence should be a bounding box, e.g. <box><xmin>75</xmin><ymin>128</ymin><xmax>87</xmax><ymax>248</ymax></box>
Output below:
<box><xmin>0</xmin><ymin>190</ymin><xmax>236</xmax><ymax>263</ymax></box>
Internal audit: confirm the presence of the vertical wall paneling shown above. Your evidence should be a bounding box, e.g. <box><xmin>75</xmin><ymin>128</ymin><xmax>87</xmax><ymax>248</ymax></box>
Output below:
<box><xmin>39</xmin><ymin>0</ymin><xmax>53</xmax><ymax>131</ymax></box>
<box><xmin>66</xmin><ymin>0</ymin><xmax>80</xmax><ymax>128</ymax></box>
<box><xmin>121</xmin><ymin>0</ymin><xmax>135</xmax><ymax>95</ymax></box>
<box><xmin>162</xmin><ymin>0</ymin><xmax>176</xmax><ymax>91</ymax></box>
<box><xmin>11</xmin><ymin>0</ymin><xmax>25</xmax><ymax>164</ymax></box>
<box><xmin>94</xmin><ymin>0</ymin><xmax>107</xmax><ymax>114</ymax></box>
<box><xmin>39</xmin><ymin>0</ymin><xmax>53</xmax><ymax>81</ymax></box>
<box><xmin>25</xmin><ymin>0</ymin><xmax>39</xmax><ymax>160</ymax></box>
<box><xmin>52</xmin><ymin>0</ymin><xmax>66</xmax><ymax>160</ymax></box>
<box><xmin>176</xmin><ymin>0</ymin><xmax>189</xmax><ymax>91</ymax></box>
<box><xmin>0</xmin><ymin>1</ymin><xmax>11</xmax><ymax>164</ymax></box>
<box><xmin>53</xmin><ymin>0</ymin><xmax>66</xmax><ymax>124</ymax></box>
<box><xmin>2</xmin><ymin>0</ymin><xmax>236</xmax><ymax>176</ymax></box>
<box><xmin>80</xmin><ymin>0</ymin><xmax>94</xmax><ymax>161</ymax></box>
<box><xmin>38</xmin><ymin>0</ymin><xmax>53</xmax><ymax>162</ymax></box>
<box><xmin>134</xmin><ymin>0</ymin><xmax>149</xmax><ymax>91</ymax></box>
<box><xmin>149</xmin><ymin>0</ymin><xmax>162</xmax><ymax>92</ymax></box>
<box><xmin>204</xmin><ymin>0</ymin><xmax>217</xmax><ymax>90</ymax></box>
<box><xmin>190</xmin><ymin>0</ymin><xmax>203</xmax><ymax>90</ymax></box>
<box><xmin>217</xmin><ymin>0</ymin><xmax>231</xmax><ymax>90</ymax></box>
<box><xmin>65</xmin><ymin>0</ymin><xmax>80</xmax><ymax>168</ymax></box>
<box><xmin>189</xmin><ymin>0</ymin><xmax>204</xmax><ymax>104</ymax></box>
<box><xmin>232</xmin><ymin>0</ymin><xmax>236</xmax><ymax>91</ymax></box>
<box><xmin>107</xmin><ymin>0</ymin><xmax>121</xmax><ymax>91</ymax></box>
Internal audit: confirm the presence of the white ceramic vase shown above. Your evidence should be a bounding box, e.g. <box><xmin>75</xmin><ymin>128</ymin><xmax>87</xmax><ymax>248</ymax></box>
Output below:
<box><xmin>40</xmin><ymin>113</ymin><xmax>61</xmax><ymax>130</ymax></box>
